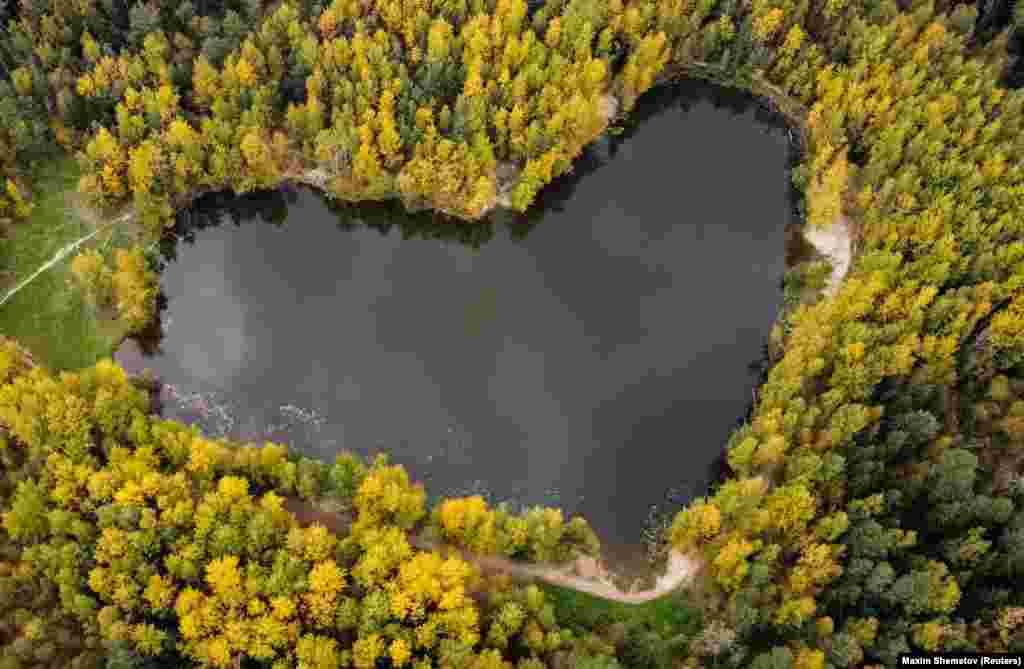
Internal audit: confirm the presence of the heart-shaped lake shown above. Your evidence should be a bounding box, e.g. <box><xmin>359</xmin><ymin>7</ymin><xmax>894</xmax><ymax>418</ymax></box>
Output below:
<box><xmin>120</xmin><ymin>78</ymin><xmax>795</xmax><ymax>571</ymax></box>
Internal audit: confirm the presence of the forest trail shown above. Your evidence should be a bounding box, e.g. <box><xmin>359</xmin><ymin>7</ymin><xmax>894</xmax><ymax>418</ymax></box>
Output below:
<box><xmin>412</xmin><ymin>536</ymin><xmax>702</xmax><ymax>604</ymax></box>
<box><xmin>804</xmin><ymin>215</ymin><xmax>852</xmax><ymax>297</ymax></box>
<box><xmin>284</xmin><ymin>496</ymin><xmax>702</xmax><ymax>605</ymax></box>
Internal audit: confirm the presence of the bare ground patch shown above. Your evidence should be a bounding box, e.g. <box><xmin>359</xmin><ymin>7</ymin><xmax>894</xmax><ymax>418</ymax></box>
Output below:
<box><xmin>803</xmin><ymin>215</ymin><xmax>853</xmax><ymax>297</ymax></box>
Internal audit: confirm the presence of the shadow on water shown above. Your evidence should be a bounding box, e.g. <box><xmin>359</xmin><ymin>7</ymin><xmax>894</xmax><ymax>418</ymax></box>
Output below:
<box><xmin>169</xmin><ymin>185</ymin><xmax>512</xmax><ymax>254</ymax></box>
<box><xmin>159</xmin><ymin>188</ymin><xmax>295</xmax><ymax>265</ymax></box>
<box><xmin>324</xmin><ymin>197</ymin><xmax>501</xmax><ymax>248</ymax></box>
<box><xmin>160</xmin><ymin>76</ymin><xmax>799</xmax><ymax>259</ymax></box>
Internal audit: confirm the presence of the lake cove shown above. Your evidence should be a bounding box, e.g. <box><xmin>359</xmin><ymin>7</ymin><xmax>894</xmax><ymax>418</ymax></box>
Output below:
<box><xmin>118</xmin><ymin>78</ymin><xmax>795</xmax><ymax>572</ymax></box>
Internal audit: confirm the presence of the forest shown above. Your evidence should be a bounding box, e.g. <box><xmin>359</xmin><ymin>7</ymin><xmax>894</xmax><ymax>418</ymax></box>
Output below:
<box><xmin>1</xmin><ymin>0</ymin><xmax>1024</xmax><ymax>666</ymax></box>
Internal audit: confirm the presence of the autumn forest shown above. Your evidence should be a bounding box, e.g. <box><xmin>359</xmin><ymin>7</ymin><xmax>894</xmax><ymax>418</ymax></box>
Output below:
<box><xmin>1</xmin><ymin>0</ymin><xmax>1024</xmax><ymax>666</ymax></box>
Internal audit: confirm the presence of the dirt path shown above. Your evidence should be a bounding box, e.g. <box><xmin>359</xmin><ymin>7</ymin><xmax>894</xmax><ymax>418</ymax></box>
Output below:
<box><xmin>412</xmin><ymin>535</ymin><xmax>701</xmax><ymax>604</ymax></box>
<box><xmin>803</xmin><ymin>215</ymin><xmax>852</xmax><ymax>297</ymax></box>
<box><xmin>284</xmin><ymin>497</ymin><xmax>702</xmax><ymax>605</ymax></box>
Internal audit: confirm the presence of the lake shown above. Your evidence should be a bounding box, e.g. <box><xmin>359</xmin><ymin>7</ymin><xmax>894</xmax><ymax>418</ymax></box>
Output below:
<box><xmin>122</xmin><ymin>79</ymin><xmax>795</xmax><ymax>570</ymax></box>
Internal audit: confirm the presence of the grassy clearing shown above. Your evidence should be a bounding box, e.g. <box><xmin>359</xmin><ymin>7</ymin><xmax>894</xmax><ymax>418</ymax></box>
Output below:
<box><xmin>542</xmin><ymin>582</ymin><xmax>702</xmax><ymax>635</ymax></box>
<box><xmin>541</xmin><ymin>583</ymin><xmax>702</xmax><ymax>667</ymax></box>
<box><xmin>0</xmin><ymin>155</ymin><xmax>134</xmax><ymax>371</ymax></box>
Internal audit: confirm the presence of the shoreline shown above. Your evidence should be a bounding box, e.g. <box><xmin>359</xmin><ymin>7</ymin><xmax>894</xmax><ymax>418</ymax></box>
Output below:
<box><xmin>106</xmin><ymin>70</ymin><xmax>855</xmax><ymax>601</ymax></box>
<box><xmin>284</xmin><ymin>495</ymin><xmax>705</xmax><ymax>605</ymax></box>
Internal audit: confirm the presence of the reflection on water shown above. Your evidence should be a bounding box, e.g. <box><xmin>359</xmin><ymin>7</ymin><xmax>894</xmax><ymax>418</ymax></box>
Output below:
<box><xmin>125</xmin><ymin>78</ymin><xmax>796</xmax><ymax>567</ymax></box>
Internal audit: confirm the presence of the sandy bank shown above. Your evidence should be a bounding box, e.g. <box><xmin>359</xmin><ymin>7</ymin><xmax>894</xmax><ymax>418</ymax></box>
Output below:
<box><xmin>803</xmin><ymin>215</ymin><xmax>852</xmax><ymax>296</ymax></box>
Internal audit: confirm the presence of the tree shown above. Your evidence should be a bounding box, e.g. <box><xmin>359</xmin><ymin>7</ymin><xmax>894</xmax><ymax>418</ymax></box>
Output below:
<box><xmin>111</xmin><ymin>247</ymin><xmax>159</xmax><ymax>334</ymax></box>
<box><xmin>71</xmin><ymin>249</ymin><xmax>114</xmax><ymax>309</ymax></box>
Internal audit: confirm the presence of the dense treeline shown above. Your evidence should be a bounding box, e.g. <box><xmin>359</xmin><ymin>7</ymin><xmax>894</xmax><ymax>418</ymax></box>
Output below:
<box><xmin>71</xmin><ymin>246</ymin><xmax>159</xmax><ymax>334</ymax></box>
<box><xmin>668</xmin><ymin>0</ymin><xmax>1024</xmax><ymax>665</ymax></box>
<box><xmin>3</xmin><ymin>0</ymin><xmax>683</xmax><ymax>228</ymax></box>
<box><xmin>0</xmin><ymin>341</ymin><xmax>621</xmax><ymax>668</ymax></box>
<box><xmin>0</xmin><ymin>0</ymin><xmax>833</xmax><ymax>229</ymax></box>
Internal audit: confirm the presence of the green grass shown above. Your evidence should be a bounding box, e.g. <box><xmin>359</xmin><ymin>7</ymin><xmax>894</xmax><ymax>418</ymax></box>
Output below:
<box><xmin>541</xmin><ymin>583</ymin><xmax>702</xmax><ymax>638</ymax></box>
<box><xmin>0</xmin><ymin>155</ymin><xmax>121</xmax><ymax>371</ymax></box>
<box><xmin>541</xmin><ymin>584</ymin><xmax>703</xmax><ymax>668</ymax></box>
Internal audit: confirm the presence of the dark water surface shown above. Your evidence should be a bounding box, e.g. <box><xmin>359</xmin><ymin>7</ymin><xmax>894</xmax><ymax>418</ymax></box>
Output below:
<box><xmin>130</xmin><ymin>80</ymin><xmax>794</xmax><ymax>567</ymax></box>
